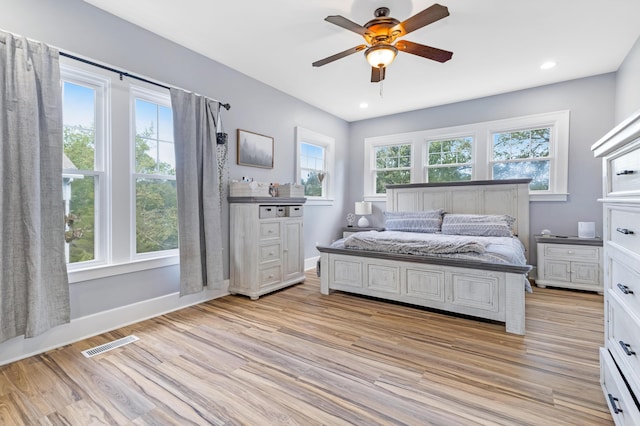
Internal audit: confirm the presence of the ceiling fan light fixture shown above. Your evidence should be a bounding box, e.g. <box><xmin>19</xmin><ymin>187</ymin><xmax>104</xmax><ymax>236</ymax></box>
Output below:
<box><xmin>365</xmin><ymin>45</ymin><xmax>398</xmax><ymax>68</ymax></box>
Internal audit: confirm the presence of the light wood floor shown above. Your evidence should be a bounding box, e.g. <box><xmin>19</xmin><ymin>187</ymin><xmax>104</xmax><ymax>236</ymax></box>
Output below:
<box><xmin>0</xmin><ymin>271</ymin><xmax>611</xmax><ymax>425</ymax></box>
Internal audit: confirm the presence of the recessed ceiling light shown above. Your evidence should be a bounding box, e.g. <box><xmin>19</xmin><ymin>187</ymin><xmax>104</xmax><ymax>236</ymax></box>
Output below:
<box><xmin>360</xmin><ymin>102</ymin><xmax>369</xmax><ymax>109</ymax></box>
<box><xmin>540</xmin><ymin>61</ymin><xmax>557</xmax><ymax>70</ymax></box>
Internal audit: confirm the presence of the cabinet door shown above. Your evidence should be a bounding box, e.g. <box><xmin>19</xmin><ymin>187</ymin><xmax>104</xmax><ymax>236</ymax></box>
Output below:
<box><xmin>543</xmin><ymin>259</ymin><xmax>571</xmax><ymax>282</ymax></box>
<box><xmin>283</xmin><ymin>220</ymin><xmax>303</xmax><ymax>281</ymax></box>
<box><xmin>571</xmin><ymin>262</ymin><xmax>600</xmax><ymax>285</ymax></box>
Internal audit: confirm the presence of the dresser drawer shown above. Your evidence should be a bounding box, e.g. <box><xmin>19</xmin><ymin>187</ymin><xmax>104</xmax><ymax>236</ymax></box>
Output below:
<box><xmin>259</xmin><ymin>206</ymin><xmax>277</xmax><ymax>219</ymax></box>
<box><xmin>608</xmin><ymin>141</ymin><xmax>640</xmax><ymax>196</ymax></box>
<box><xmin>260</xmin><ymin>222</ymin><xmax>281</xmax><ymax>240</ymax></box>
<box><xmin>610</xmin><ymin>256</ymin><xmax>640</xmax><ymax>313</ymax></box>
<box><xmin>600</xmin><ymin>348</ymin><xmax>640</xmax><ymax>426</ymax></box>
<box><xmin>609</xmin><ymin>208</ymin><xmax>640</xmax><ymax>256</ymax></box>
<box><xmin>259</xmin><ymin>243</ymin><xmax>281</xmax><ymax>263</ymax></box>
<box><xmin>260</xmin><ymin>265</ymin><xmax>282</xmax><ymax>287</ymax></box>
<box><xmin>607</xmin><ymin>293</ymin><xmax>640</xmax><ymax>398</ymax></box>
<box><xmin>543</xmin><ymin>244</ymin><xmax>600</xmax><ymax>260</ymax></box>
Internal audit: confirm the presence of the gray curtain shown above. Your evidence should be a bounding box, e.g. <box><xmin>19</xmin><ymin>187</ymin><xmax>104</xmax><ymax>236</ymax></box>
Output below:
<box><xmin>0</xmin><ymin>32</ymin><xmax>70</xmax><ymax>343</ymax></box>
<box><xmin>170</xmin><ymin>88</ymin><xmax>224</xmax><ymax>296</ymax></box>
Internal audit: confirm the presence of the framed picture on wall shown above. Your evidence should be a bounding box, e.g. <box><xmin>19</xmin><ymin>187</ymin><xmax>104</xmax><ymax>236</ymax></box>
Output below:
<box><xmin>237</xmin><ymin>129</ymin><xmax>274</xmax><ymax>168</ymax></box>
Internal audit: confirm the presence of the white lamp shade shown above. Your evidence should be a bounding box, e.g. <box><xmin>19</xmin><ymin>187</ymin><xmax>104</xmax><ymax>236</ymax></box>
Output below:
<box><xmin>355</xmin><ymin>201</ymin><xmax>372</xmax><ymax>215</ymax></box>
<box><xmin>365</xmin><ymin>45</ymin><xmax>398</xmax><ymax>68</ymax></box>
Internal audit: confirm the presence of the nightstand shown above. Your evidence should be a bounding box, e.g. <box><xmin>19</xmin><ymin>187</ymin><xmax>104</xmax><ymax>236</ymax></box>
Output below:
<box><xmin>342</xmin><ymin>226</ymin><xmax>384</xmax><ymax>238</ymax></box>
<box><xmin>535</xmin><ymin>235</ymin><xmax>603</xmax><ymax>294</ymax></box>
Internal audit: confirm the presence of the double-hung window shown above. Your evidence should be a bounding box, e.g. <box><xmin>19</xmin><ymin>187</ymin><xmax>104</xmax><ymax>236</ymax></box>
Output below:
<box><xmin>491</xmin><ymin>127</ymin><xmax>551</xmax><ymax>190</ymax></box>
<box><xmin>373</xmin><ymin>144</ymin><xmax>412</xmax><ymax>194</ymax></box>
<box><xmin>132</xmin><ymin>88</ymin><xmax>178</xmax><ymax>256</ymax></box>
<box><xmin>61</xmin><ymin>68</ymin><xmax>108</xmax><ymax>267</ymax></box>
<box><xmin>425</xmin><ymin>137</ymin><xmax>473</xmax><ymax>183</ymax></box>
<box><xmin>296</xmin><ymin>126</ymin><xmax>335</xmax><ymax>204</ymax></box>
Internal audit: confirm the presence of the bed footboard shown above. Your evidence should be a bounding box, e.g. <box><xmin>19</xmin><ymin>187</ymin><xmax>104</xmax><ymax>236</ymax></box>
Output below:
<box><xmin>318</xmin><ymin>250</ymin><xmax>526</xmax><ymax>335</ymax></box>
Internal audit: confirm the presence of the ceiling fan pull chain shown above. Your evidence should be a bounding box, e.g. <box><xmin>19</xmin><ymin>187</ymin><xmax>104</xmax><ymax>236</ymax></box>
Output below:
<box><xmin>380</xmin><ymin>80</ymin><xmax>384</xmax><ymax>98</ymax></box>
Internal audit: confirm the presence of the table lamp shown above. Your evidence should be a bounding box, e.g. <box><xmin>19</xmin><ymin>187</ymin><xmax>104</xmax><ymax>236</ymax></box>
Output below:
<box><xmin>355</xmin><ymin>201</ymin><xmax>372</xmax><ymax>227</ymax></box>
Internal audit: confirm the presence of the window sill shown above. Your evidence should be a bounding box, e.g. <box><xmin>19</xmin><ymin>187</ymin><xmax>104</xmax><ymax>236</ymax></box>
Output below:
<box><xmin>530</xmin><ymin>193</ymin><xmax>568</xmax><ymax>202</ymax></box>
<box><xmin>68</xmin><ymin>255</ymin><xmax>180</xmax><ymax>284</ymax></box>
<box><xmin>305</xmin><ymin>198</ymin><xmax>334</xmax><ymax>206</ymax></box>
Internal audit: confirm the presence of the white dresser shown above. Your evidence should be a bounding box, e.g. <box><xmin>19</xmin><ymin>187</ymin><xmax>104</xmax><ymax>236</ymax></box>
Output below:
<box><xmin>592</xmin><ymin>110</ymin><xmax>640</xmax><ymax>425</ymax></box>
<box><xmin>535</xmin><ymin>235</ymin><xmax>603</xmax><ymax>294</ymax></box>
<box><xmin>229</xmin><ymin>197</ymin><xmax>306</xmax><ymax>300</ymax></box>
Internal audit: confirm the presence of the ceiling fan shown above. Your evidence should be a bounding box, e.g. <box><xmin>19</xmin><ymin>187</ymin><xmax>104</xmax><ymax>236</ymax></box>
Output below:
<box><xmin>312</xmin><ymin>3</ymin><xmax>453</xmax><ymax>83</ymax></box>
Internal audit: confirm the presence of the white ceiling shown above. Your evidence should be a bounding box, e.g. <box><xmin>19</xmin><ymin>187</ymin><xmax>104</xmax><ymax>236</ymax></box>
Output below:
<box><xmin>82</xmin><ymin>0</ymin><xmax>640</xmax><ymax>122</ymax></box>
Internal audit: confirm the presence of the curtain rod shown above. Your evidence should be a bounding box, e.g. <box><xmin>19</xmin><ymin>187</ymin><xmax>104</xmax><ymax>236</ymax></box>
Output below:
<box><xmin>59</xmin><ymin>51</ymin><xmax>231</xmax><ymax>111</ymax></box>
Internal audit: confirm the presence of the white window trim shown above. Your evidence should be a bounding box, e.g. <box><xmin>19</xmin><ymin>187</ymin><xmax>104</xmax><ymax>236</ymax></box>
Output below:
<box><xmin>130</xmin><ymin>85</ymin><xmax>178</xmax><ymax>260</ymax></box>
<box><xmin>363</xmin><ymin>110</ymin><xmax>570</xmax><ymax>202</ymax></box>
<box><xmin>295</xmin><ymin>126</ymin><xmax>335</xmax><ymax>206</ymax></box>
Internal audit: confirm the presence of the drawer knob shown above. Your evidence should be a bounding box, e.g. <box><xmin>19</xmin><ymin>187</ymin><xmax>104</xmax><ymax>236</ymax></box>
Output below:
<box><xmin>616</xmin><ymin>227</ymin><xmax>634</xmax><ymax>235</ymax></box>
<box><xmin>616</xmin><ymin>169</ymin><xmax>636</xmax><ymax>176</ymax></box>
<box><xmin>619</xmin><ymin>340</ymin><xmax>636</xmax><ymax>356</ymax></box>
<box><xmin>608</xmin><ymin>394</ymin><xmax>623</xmax><ymax>414</ymax></box>
<box><xmin>617</xmin><ymin>283</ymin><xmax>634</xmax><ymax>295</ymax></box>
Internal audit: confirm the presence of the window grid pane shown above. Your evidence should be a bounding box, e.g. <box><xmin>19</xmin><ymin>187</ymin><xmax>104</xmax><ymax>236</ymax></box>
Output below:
<box><xmin>135</xmin><ymin>99</ymin><xmax>175</xmax><ymax>177</ymax></box>
<box><xmin>64</xmin><ymin>175</ymin><xmax>96</xmax><ymax>263</ymax></box>
<box><xmin>135</xmin><ymin>178</ymin><xmax>179</xmax><ymax>253</ymax></box>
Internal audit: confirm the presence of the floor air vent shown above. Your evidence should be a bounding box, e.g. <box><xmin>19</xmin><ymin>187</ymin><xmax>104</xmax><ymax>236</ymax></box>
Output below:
<box><xmin>81</xmin><ymin>335</ymin><xmax>139</xmax><ymax>358</ymax></box>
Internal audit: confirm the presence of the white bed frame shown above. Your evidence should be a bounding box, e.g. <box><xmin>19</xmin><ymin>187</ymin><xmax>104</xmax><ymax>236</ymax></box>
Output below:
<box><xmin>318</xmin><ymin>179</ymin><xmax>531</xmax><ymax>335</ymax></box>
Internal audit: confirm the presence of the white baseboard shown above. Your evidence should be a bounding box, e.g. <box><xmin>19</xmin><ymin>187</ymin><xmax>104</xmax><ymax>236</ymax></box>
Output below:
<box><xmin>305</xmin><ymin>255</ymin><xmax>320</xmax><ymax>271</ymax></box>
<box><xmin>0</xmin><ymin>280</ymin><xmax>229</xmax><ymax>366</ymax></box>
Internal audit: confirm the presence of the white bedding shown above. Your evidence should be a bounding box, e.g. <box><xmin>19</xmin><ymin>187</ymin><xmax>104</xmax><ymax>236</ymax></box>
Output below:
<box><xmin>332</xmin><ymin>231</ymin><xmax>531</xmax><ymax>292</ymax></box>
<box><xmin>344</xmin><ymin>230</ymin><xmax>486</xmax><ymax>255</ymax></box>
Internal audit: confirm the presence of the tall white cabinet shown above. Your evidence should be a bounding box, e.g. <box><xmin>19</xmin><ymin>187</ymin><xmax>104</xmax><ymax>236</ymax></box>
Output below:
<box><xmin>229</xmin><ymin>198</ymin><xmax>305</xmax><ymax>300</ymax></box>
<box><xmin>592</xmin><ymin>110</ymin><xmax>640</xmax><ymax>425</ymax></box>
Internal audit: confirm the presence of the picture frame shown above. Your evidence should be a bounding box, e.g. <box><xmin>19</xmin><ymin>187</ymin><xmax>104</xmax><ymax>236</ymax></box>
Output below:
<box><xmin>237</xmin><ymin>129</ymin><xmax>274</xmax><ymax>169</ymax></box>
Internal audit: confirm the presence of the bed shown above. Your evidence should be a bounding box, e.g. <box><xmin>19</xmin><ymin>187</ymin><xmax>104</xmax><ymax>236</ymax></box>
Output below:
<box><xmin>317</xmin><ymin>179</ymin><xmax>532</xmax><ymax>335</ymax></box>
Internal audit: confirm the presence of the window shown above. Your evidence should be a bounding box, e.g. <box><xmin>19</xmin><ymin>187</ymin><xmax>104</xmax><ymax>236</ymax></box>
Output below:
<box><xmin>61</xmin><ymin>61</ymin><xmax>180</xmax><ymax>283</ymax></box>
<box><xmin>299</xmin><ymin>142</ymin><xmax>325</xmax><ymax>196</ymax></box>
<box><xmin>61</xmin><ymin>70</ymin><xmax>108</xmax><ymax>267</ymax></box>
<box><xmin>373</xmin><ymin>144</ymin><xmax>412</xmax><ymax>193</ymax></box>
<box><xmin>364</xmin><ymin>111</ymin><xmax>569</xmax><ymax>201</ymax></box>
<box><xmin>296</xmin><ymin>127</ymin><xmax>335</xmax><ymax>205</ymax></box>
<box><xmin>491</xmin><ymin>128</ymin><xmax>550</xmax><ymax>190</ymax></box>
<box><xmin>425</xmin><ymin>137</ymin><xmax>473</xmax><ymax>183</ymax></box>
<box><xmin>132</xmin><ymin>89</ymin><xmax>178</xmax><ymax>256</ymax></box>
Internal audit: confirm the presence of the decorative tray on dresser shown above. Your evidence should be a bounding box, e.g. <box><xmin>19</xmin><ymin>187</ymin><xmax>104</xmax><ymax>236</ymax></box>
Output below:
<box><xmin>592</xmin><ymin>109</ymin><xmax>640</xmax><ymax>425</ymax></box>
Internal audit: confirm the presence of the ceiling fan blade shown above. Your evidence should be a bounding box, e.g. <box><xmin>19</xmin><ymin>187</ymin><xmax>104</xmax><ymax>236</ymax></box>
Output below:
<box><xmin>396</xmin><ymin>40</ymin><xmax>453</xmax><ymax>63</ymax></box>
<box><xmin>325</xmin><ymin>15</ymin><xmax>375</xmax><ymax>38</ymax></box>
<box><xmin>312</xmin><ymin>45</ymin><xmax>367</xmax><ymax>67</ymax></box>
<box><xmin>371</xmin><ymin>66</ymin><xmax>386</xmax><ymax>83</ymax></box>
<box><xmin>391</xmin><ymin>3</ymin><xmax>449</xmax><ymax>37</ymax></box>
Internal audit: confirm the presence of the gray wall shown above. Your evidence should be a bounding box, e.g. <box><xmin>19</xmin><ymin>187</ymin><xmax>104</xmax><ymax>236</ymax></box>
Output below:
<box><xmin>348</xmin><ymin>74</ymin><xmax>617</xmax><ymax>263</ymax></box>
<box><xmin>615</xmin><ymin>35</ymin><xmax>640</xmax><ymax>123</ymax></box>
<box><xmin>2</xmin><ymin>0</ymin><xmax>637</xmax><ymax>347</ymax></box>
<box><xmin>2</xmin><ymin>0</ymin><xmax>349</xmax><ymax>318</ymax></box>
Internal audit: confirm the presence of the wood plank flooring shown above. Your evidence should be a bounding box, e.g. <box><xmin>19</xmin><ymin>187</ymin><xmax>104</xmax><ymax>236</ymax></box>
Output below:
<box><xmin>0</xmin><ymin>271</ymin><xmax>612</xmax><ymax>425</ymax></box>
